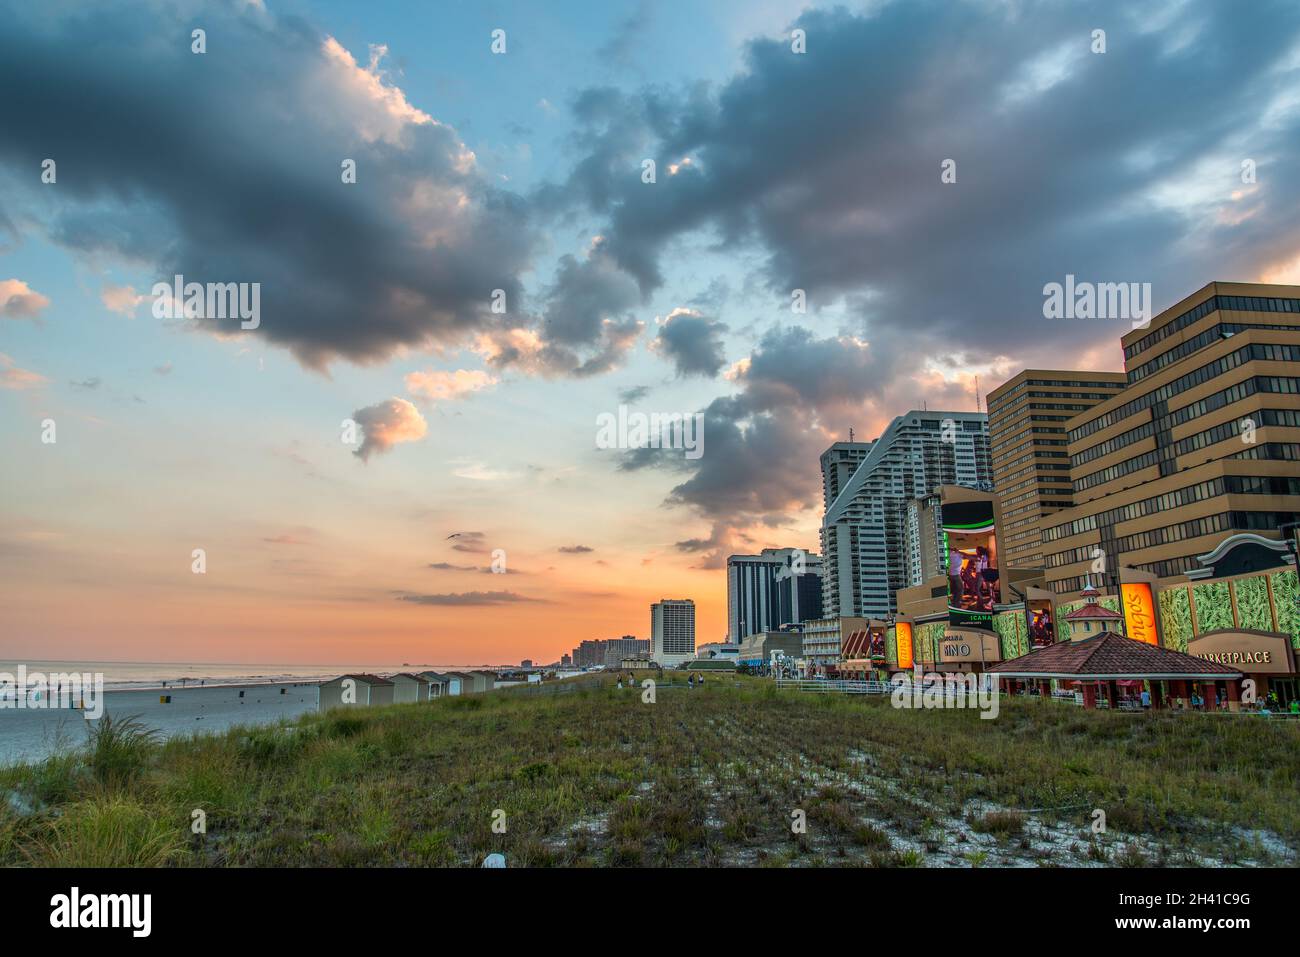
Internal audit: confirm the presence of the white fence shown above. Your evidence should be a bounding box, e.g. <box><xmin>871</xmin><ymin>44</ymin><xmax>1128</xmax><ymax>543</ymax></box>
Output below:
<box><xmin>774</xmin><ymin>679</ymin><xmax>890</xmax><ymax>695</ymax></box>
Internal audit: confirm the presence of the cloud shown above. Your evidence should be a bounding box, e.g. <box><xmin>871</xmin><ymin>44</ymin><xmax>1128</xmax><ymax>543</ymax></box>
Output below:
<box><xmin>0</xmin><ymin>353</ymin><xmax>46</xmax><ymax>390</ymax></box>
<box><xmin>548</xmin><ymin>0</ymin><xmax>1300</xmax><ymax>377</ymax></box>
<box><xmin>0</xmin><ymin>3</ymin><xmax>536</xmax><ymax>370</ymax></box>
<box><xmin>69</xmin><ymin>377</ymin><xmax>102</xmax><ymax>390</ymax></box>
<box><xmin>450</xmin><ymin>461</ymin><xmax>515</xmax><ymax>482</ymax></box>
<box><xmin>351</xmin><ymin>397</ymin><xmax>428</xmax><ymax>462</ymax></box>
<box><xmin>154</xmin><ymin>361</ymin><xmax>173</xmax><ymax>375</ymax></box>
<box><xmin>620</xmin><ymin>325</ymin><xmax>917</xmax><ymax>566</ymax></box>
<box><xmin>652</xmin><ymin>307</ymin><xmax>728</xmax><ymax>377</ymax></box>
<box><xmin>0</xmin><ymin>279</ymin><xmax>50</xmax><ymax>319</ymax></box>
<box><xmin>100</xmin><ymin>284</ymin><xmax>145</xmax><ymax>317</ymax></box>
<box><xmin>471</xmin><ymin>244</ymin><xmax>646</xmax><ymax>378</ymax></box>
<box><xmin>396</xmin><ymin>590</ymin><xmax>545</xmax><ymax>606</ymax></box>
<box><xmin>404</xmin><ymin>368</ymin><xmax>495</xmax><ymax>404</ymax></box>
<box><xmin>427</xmin><ymin>561</ymin><xmax>478</xmax><ymax>571</ymax></box>
<box><xmin>619</xmin><ymin>384</ymin><xmax>651</xmax><ymax>403</ymax></box>
<box><xmin>446</xmin><ymin>531</ymin><xmax>488</xmax><ymax>553</ymax></box>
<box><xmin>264</xmin><ymin>535</ymin><xmax>308</xmax><ymax>546</ymax></box>
<box><xmin>557</xmin><ymin>545</ymin><xmax>594</xmax><ymax>554</ymax></box>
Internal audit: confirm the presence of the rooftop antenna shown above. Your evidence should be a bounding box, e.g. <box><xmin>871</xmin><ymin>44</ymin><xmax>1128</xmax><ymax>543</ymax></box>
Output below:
<box><xmin>974</xmin><ymin>375</ymin><xmax>981</xmax><ymax>413</ymax></box>
<box><xmin>849</xmin><ymin>427</ymin><xmax>855</xmax><ymax>443</ymax></box>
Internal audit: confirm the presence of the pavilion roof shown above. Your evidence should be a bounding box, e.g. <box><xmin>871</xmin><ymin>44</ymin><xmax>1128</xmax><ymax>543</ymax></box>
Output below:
<box><xmin>985</xmin><ymin>631</ymin><xmax>1242</xmax><ymax>680</ymax></box>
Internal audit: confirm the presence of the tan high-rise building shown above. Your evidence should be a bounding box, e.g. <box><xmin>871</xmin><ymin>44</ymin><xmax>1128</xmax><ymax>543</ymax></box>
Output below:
<box><xmin>1042</xmin><ymin>281</ymin><xmax>1300</xmax><ymax>596</ymax></box>
<box><xmin>987</xmin><ymin>370</ymin><xmax>1127</xmax><ymax>568</ymax></box>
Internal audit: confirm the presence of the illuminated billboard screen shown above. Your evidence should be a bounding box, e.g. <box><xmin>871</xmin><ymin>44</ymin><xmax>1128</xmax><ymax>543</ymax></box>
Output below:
<box><xmin>1028</xmin><ymin>599</ymin><xmax>1055</xmax><ymax>648</ymax></box>
<box><xmin>945</xmin><ymin>500</ymin><xmax>1000</xmax><ymax>631</ymax></box>
<box><xmin>867</xmin><ymin>624</ymin><xmax>885</xmax><ymax>661</ymax></box>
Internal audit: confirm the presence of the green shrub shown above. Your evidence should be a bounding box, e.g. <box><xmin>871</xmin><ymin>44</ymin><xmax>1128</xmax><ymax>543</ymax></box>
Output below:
<box><xmin>23</xmin><ymin>796</ymin><xmax>183</xmax><ymax>867</ymax></box>
<box><xmin>85</xmin><ymin>713</ymin><xmax>159</xmax><ymax>786</ymax></box>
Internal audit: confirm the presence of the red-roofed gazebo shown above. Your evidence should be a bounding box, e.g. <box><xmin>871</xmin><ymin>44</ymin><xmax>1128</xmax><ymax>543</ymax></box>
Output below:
<box><xmin>986</xmin><ymin>630</ymin><xmax>1244</xmax><ymax>711</ymax></box>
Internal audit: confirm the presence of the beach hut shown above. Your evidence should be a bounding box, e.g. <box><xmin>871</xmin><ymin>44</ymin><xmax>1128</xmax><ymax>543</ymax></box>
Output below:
<box><xmin>426</xmin><ymin>671</ymin><xmax>463</xmax><ymax>696</ymax></box>
<box><xmin>470</xmin><ymin>670</ymin><xmax>497</xmax><ymax>692</ymax></box>
<box><xmin>443</xmin><ymin>670</ymin><xmax>483</xmax><ymax>693</ymax></box>
<box><xmin>419</xmin><ymin>672</ymin><xmax>451</xmax><ymax>698</ymax></box>
<box><xmin>389</xmin><ymin>672</ymin><xmax>431</xmax><ymax>703</ymax></box>
<box><xmin>318</xmin><ymin>674</ymin><xmax>394</xmax><ymax>710</ymax></box>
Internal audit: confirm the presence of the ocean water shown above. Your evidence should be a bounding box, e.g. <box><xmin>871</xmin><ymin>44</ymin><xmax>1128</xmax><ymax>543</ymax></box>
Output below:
<box><xmin>0</xmin><ymin>660</ymin><xmax>499</xmax><ymax>692</ymax></box>
<box><xmin>0</xmin><ymin>659</ymin><xmax>513</xmax><ymax>765</ymax></box>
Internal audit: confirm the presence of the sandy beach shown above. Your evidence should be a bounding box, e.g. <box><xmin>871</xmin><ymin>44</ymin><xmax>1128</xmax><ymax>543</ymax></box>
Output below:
<box><xmin>1</xmin><ymin>681</ymin><xmax>321</xmax><ymax>766</ymax></box>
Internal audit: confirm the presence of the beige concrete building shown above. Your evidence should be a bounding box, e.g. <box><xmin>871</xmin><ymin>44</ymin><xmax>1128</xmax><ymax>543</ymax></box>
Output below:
<box><xmin>1042</xmin><ymin>281</ymin><xmax>1300</xmax><ymax>597</ymax></box>
<box><xmin>987</xmin><ymin>369</ymin><xmax>1126</xmax><ymax>569</ymax></box>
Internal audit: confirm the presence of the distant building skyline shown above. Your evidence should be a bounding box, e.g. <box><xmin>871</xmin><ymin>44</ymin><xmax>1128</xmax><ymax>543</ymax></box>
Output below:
<box><xmin>726</xmin><ymin>548</ymin><xmax>823</xmax><ymax>642</ymax></box>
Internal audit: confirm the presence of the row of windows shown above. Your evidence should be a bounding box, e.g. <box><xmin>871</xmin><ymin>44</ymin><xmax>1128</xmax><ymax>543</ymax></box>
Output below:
<box><xmin>1044</xmin><ymin>466</ymin><xmax>1300</xmax><ymax>544</ymax></box>
<box><xmin>1176</xmin><ymin>409</ymin><xmax>1300</xmax><ymax>457</ymax></box>
<box><xmin>1045</xmin><ymin>478</ymin><xmax>1224</xmax><ymax>542</ymax></box>
<box><xmin>1045</xmin><ymin>512</ymin><xmax>1235</xmax><ymax>568</ymax></box>
<box><xmin>1069</xmin><ymin>343</ymin><xmax>1300</xmax><ymax>442</ymax></box>
<box><xmin>1230</xmin><ymin>442</ymin><xmax>1300</xmax><ymax>462</ymax></box>
<box><xmin>989</xmin><ymin>378</ymin><xmax>1127</xmax><ymax>410</ymax></box>
<box><xmin>1124</xmin><ymin>295</ymin><xmax>1300</xmax><ymax>361</ymax></box>
<box><xmin>1072</xmin><ymin>376</ymin><xmax>1300</xmax><ymax>467</ymax></box>
<box><xmin>1075</xmin><ymin>420</ymin><xmax>1300</xmax><ymax>493</ymax></box>
<box><xmin>1048</xmin><ymin>510</ymin><xmax>1300</xmax><ymax>593</ymax></box>
<box><xmin>1128</xmin><ymin>321</ymin><xmax>1300</xmax><ymax>383</ymax></box>
<box><xmin>1224</xmin><ymin>475</ymin><xmax>1300</xmax><ymax>496</ymax></box>
<box><xmin>1074</xmin><ymin>447</ymin><xmax>1162</xmax><ymax>492</ymax></box>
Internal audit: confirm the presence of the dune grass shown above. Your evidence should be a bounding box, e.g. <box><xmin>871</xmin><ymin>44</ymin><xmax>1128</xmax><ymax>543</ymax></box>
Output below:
<box><xmin>1</xmin><ymin>675</ymin><xmax>1296</xmax><ymax>867</ymax></box>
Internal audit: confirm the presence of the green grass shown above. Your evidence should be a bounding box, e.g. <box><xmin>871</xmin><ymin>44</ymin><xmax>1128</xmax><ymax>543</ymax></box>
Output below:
<box><xmin>1</xmin><ymin>675</ymin><xmax>1297</xmax><ymax>867</ymax></box>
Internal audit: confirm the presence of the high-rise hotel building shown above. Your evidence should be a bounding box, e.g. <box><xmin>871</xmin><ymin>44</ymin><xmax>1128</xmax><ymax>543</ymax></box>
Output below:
<box><xmin>820</xmin><ymin>440</ymin><xmax>874</xmax><ymax>511</ymax></box>
<box><xmin>1042</xmin><ymin>281</ymin><xmax>1300</xmax><ymax>595</ymax></box>
<box><xmin>651</xmin><ymin>599</ymin><xmax>697</xmax><ymax>666</ymax></box>
<box><xmin>820</xmin><ymin>411</ymin><xmax>993</xmax><ymax>619</ymax></box>
<box><xmin>726</xmin><ymin>548</ymin><xmax>824</xmax><ymax>641</ymax></box>
<box><xmin>987</xmin><ymin>370</ymin><xmax>1127</xmax><ymax>568</ymax></box>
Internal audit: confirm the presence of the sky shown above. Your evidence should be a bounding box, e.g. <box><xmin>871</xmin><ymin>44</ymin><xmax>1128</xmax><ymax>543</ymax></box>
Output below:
<box><xmin>2</xmin><ymin>0</ymin><xmax>1299</xmax><ymax>666</ymax></box>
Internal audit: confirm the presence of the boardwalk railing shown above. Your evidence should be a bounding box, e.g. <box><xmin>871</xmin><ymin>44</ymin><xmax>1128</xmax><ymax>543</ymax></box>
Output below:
<box><xmin>774</xmin><ymin>679</ymin><xmax>891</xmax><ymax>695</ymax></box>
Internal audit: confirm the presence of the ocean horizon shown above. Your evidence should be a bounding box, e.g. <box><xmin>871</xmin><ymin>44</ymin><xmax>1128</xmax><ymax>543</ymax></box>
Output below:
<box><xmin>0</xmin><ymin>659</ymin><xmax>528</xmax><ymax>693</ymax></box>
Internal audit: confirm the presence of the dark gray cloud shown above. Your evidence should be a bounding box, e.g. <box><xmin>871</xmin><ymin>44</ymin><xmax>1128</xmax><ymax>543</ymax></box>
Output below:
<box><xmin>621</xmin><ymin>324</ymin><xmax>964</xmax><ymax>566</ymax></box>
<box><xmin>596</xmin><ymin>1</ymin><xmax>654</xmax><ymax>70</ymax></box>
<box><xmin>618</xmin><ymin>384</ymin><xmax>651</xmax><ymax>403</ymax></box>
<box><xmin>653</xmin><ymin>309</ymin><xmax>728</xmax><ymax>377</ymax></box>
<box><xmin>446</xmin><ymin>531</ymin><xmax>488</xmax><ymax>553</ymax></box>
<box><xmin>397</xmin><ymin>591</ymin><xmax>545</xmax><ymax>606</ymax></box>
<box><xmin>557</xmin><ymin>544</ymin><xmax>594</xmax><ymax>553</ymax></box>
<box><xmin>0</xmin><ymin>1</ymin><xmax>606</xmax><ymax>373</ymax></box>
<box><xmin>475</xmin><ymin>245</ymin><xmax>645</xmax><ymax>377</ymax></box>
<box><xmin>549</xmin><ymin>1</ymin><xmax>1300</xmax><ymax>370</ymax></box>
<box><xmin>564</xmin><ymin>0</ymin><xmax>1300</xmax><ymax>563</ymax></box>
